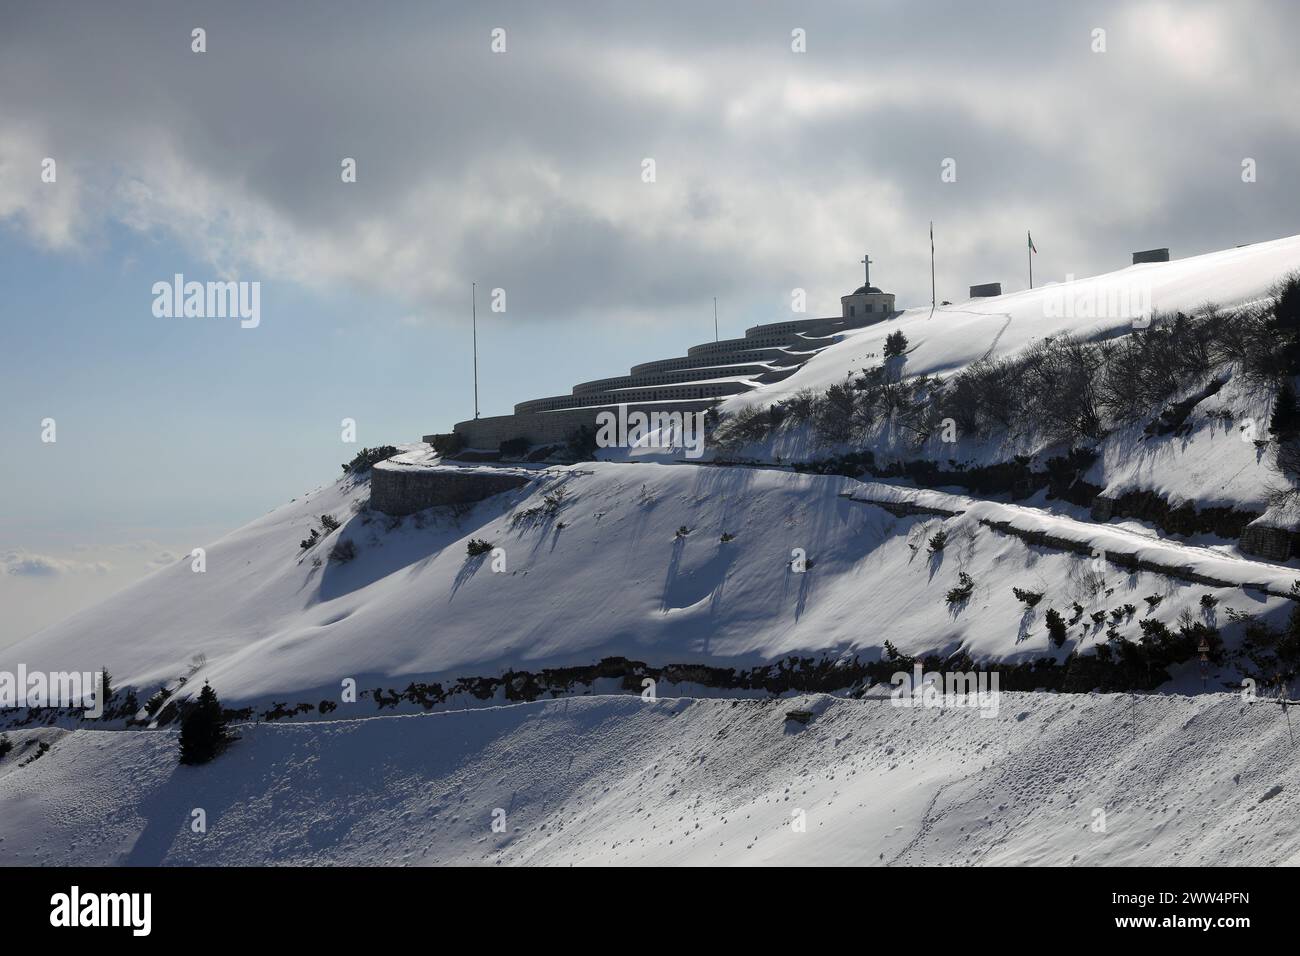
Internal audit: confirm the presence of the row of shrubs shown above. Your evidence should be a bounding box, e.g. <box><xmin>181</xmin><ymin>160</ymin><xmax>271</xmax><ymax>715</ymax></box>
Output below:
<box><xmin>882</xmin><ymin>599</ymin><xmax>1226</xmax><ymax>693</ymax></box>
<box><xmin>341</xmin><ymin>445</ymin><xmax>398</xmax><ymax>474</ymax></box>
<box><xmin>714</xmin><ymin>276</ymin><xmax>1300</xmax><ymax>454</ymax></box>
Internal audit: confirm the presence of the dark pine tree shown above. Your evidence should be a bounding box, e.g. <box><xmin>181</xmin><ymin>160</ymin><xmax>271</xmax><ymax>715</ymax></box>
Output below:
<box><xmin>178</xmin><ymin>682</ymin><xmax>234</xmax><ymax>765</ymax></box>
<box><xmin>1270</xmin><ymin>382</ymin><xmax>1300</xmax><ymax>439</ymax></box>
<box><xmin>883</xmin><ymin>330</ymin><xmax>909</xmax><ymax>358</ymax></box>
<box><xmin>1045</xmin><ymin>608</ymin><xmax>1068</xmax><ymax>648</ymax></box>
<box><xmin>1274</xmin><ymin>275</ymin><xmax>1300</xmax><ymax>373</ymax></box>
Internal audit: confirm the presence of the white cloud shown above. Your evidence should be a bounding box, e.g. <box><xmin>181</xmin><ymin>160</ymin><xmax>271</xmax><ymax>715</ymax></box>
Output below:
<box><xmin>4</xmin><ymin>551</ymin><xmax>111</xmax><ymax>577</ymax></box>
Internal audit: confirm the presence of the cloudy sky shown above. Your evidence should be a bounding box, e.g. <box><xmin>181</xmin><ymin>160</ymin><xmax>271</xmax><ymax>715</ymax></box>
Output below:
<box><xmin>2</xmin><ymin>0</ymin><xmax>1299</xmax><ymax>643</ymax></box>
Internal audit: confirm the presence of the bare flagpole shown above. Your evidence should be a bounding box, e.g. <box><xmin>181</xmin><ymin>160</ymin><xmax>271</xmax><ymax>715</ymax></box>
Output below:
<box><xmin>472</xmin><ymin>282</ymin><xmax>479</xmax><ymax>419</ymax></box>
<box><xmin>930</xmin><ymin>221</ymin><xmax>936</xmax><ymax>314</ymax></box>
<box><xmin>714</xmin><ymin>296</ymin><xmax>718</xmax><ymax>343</ymax></box>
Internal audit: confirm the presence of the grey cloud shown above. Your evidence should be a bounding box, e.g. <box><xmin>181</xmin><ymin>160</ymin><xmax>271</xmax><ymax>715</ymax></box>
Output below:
<box><xmin>2</xmin><ymin>0</ymin><xmax>1299</xmax><ymax>321</ymax></box>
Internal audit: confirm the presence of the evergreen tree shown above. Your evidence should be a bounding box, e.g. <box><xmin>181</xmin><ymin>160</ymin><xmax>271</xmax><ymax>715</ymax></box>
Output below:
<box><xmin>883</xmin><ymin>330</ymin><xmax>909</xmax><ymax>358</ymax></box>
<box><xmin>178</xmin><ymin>682</ymin><xmax>234</xmax><ymax>765</ymax></box>
<box><xmin>1270</xmin><ymin>382</ymin><xmax>1300</xmax><ymax>439</ymax></box>
<box><xmin>1045</xmin><ymin>608</ymin><xmax>1068</xmax><ymax>648</ymax></box>
<box><xmin>1270</xmin><ymin>275</ymin><xmax>1300</xmax><ymax>373</ymax></box>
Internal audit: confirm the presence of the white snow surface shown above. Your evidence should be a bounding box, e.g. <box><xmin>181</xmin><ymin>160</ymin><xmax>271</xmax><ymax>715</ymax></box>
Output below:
<box><xmin>728</xmin><ymin>234</ymin><xmax>1300</xmax><ymax>411</ymax></box>
<box><xmin>2</xmin><ymin>691</ymin><xmax>1297</xmax><ymax>866</ymax></box>
<box><xmin>1</xmin><ymin>458</ymin><xmax>1291</xmax><ymax>711</ymax></box>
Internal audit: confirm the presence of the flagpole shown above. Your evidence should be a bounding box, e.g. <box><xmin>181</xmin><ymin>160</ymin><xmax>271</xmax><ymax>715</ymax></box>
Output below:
<box><xmin>930</xmin><ymin>221</ymin><xmax>936</xmax><ymax>312</ymax></box>
<box><xmin>714</xmin><ymin>296</ymin><xmax>718</xmax><ymax>343</ymax></box>
<box><xmin>1027</xmin><ymin>232</ymin><xmax>1033</xmax><ymax>290</ymax></box>
<box><xmin>472</xmin><ymin>282</ymin><xmax>479</xmax><ymax>419</ymax></box>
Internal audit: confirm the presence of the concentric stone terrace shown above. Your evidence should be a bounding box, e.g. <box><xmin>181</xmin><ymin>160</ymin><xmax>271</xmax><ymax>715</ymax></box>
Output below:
<box><xmin>440</xmin><ymin>283</ymin><xmax>895</xmax><ymax>450</ymax></box>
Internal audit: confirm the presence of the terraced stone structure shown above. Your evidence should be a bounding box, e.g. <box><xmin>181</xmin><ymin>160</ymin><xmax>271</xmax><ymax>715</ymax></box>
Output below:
<box><xmin>442</xmin><ymin>276</ymin><xmax>896</xmax><ymax>450</ymax></box>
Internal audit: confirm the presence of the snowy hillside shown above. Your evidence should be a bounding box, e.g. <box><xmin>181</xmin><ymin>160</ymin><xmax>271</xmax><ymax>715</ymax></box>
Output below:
<box><xmin>8</xmin><ymin>237</ymin><xmax>1300</xmax><ymax>720</ymax></box>
<box><xmin>4</xmin><ymin>455</ymin><xmax>1296</xmax><ymax>718</ymax></box>
<box><xmin>729</xmin><ymin>234</ymin><xmax>1300</xmax><ymax>411</ymax></box>
<box><xmin>2</xmin><ymin>691</ymin><xmax>1296</xmax><ymax>866</ymax></box>
<box><xmin>624</xmin><ymin>236</ymin><xmax>1300</xmax><ymax>526</ymax></box>
<box><xmin>5</xmin><ymin>236</ymin><xmax>1300</xmax><ymax>871</ymax></box>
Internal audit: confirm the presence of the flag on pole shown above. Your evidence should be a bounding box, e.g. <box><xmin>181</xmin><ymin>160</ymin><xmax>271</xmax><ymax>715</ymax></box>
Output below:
<box><xmin>1028</xmin><ymin>231</ymin><xmax>1037</xmax><ymax>254</ymax></box>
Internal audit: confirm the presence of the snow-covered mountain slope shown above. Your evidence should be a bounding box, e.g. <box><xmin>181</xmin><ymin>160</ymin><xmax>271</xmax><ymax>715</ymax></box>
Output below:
<box><xmin>610</xmin><ymin>236</ymin><xmax>1300</xmax><ymax>523</ymax></box>
<box><xmin>2</xmin><ymin>691</ymin><xmax>1295</xmax><ymax>866</ymax></box>
<box><xmin>7</xmin><ymin>237</ymin><xmax>1300</xmax><ymax>715</ymax></box>
<box><xmin>728</xmin><ymin>234</ymin><xmax>1300</xmax><ymax>412</ymax></box>
<box><xmin>2</xmin><ymin>457</ymin><xmax>1294</xmax><ymax>713</ymax></box>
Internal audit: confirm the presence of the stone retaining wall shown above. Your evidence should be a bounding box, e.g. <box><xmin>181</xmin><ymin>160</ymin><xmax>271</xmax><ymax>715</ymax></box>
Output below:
<box><xmin>1240</xmin><ymin>524</ymin><xmax>1295</xmax><ymax>562</ymax></box>
<box><xmin>370</xmin><ymin>465</ymin><xmax>531</xmax><ymax>516</ymax></box>
<box><xmin>448</xmin><ymin>399</ymin><xmax>717</xmax><ymax>449</ymax></box>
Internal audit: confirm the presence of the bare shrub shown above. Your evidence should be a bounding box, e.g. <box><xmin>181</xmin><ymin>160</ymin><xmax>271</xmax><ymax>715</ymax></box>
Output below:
<box><xmin>1099</xmin><ymin>312</ymin><xmax>1220</xmax><ymax>424</ymax></box>
<box><xmin>940</xmin><ymin>359</ymin><xmax>1015</xmax><ymax>437</ymax></box>
<box><xmin>1014</xmin><ymin>335</ymin><xmax>1106</xmax><ymax>442</ymax></box>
